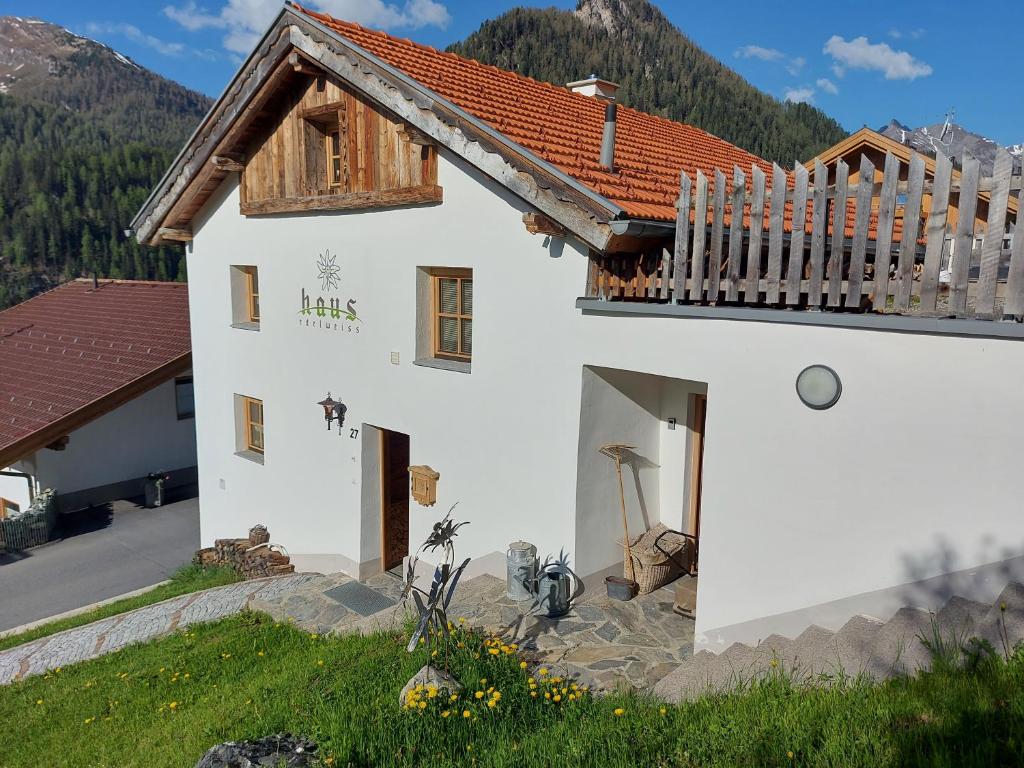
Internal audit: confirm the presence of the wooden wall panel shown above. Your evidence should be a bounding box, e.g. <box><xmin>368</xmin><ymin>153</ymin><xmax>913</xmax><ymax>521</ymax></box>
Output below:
<box><xmin>242</xmin><ymin>72</ymin><xmax>437</xmax><ymax>207</ymax></box>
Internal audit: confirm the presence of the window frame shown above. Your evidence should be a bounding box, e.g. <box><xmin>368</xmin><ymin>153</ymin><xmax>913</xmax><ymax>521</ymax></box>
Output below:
<box><xmin>175</xmin><ymin>376</ymin><xmax>195</xmax><ymax>420</ymax></box>
<box><xmin>0</xmin><ymin>498</ymin><xmax>20</xmax><ymax>520</ymax></box>
<box><xmin>243</xmin><ymin>396</ymin><xmax>265</xmax><ymax>454</ymax></box>
<box><xmin>244</xmin><ymin>267</ymin><xmax>260</xmax><ymax>323</ymax></box>
<box><xmin>430</xmin><ymin>268</ymin><xmax>472</xmax><ymax>362</ymax></box>
<box><xmin>327</xmin><ymin>129</ymin><xmax>343</xmax><ymax>191</ymax></box>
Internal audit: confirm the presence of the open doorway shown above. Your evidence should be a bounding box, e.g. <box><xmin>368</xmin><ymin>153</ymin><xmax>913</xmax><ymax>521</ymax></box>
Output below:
<box><xmin>687</xmin><ymin>394</ymin><xmax>707</xmax><ymax>573</ymax></box>
<box><xmin>379</xmin><ymin>429</ymin><xmax>410</xmax><ymax>574</ymax></box>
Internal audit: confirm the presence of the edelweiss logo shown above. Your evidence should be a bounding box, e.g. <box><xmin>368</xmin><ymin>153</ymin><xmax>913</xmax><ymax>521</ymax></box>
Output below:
<box><xmin>316</xmin><ymin>251</ymin><xmax>341</xmax><ymax>292</ymax></box>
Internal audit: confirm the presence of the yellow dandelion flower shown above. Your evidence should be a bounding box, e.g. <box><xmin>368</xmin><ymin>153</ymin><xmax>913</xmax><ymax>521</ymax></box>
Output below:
<box><xmin>418</xmin><ymin>637</ymin><xmax>425</xmax><ymax>644</ymax></box>
<box><xmin>539</xmin><ymin>668</ymin><xmax>548</xmax><ymax>676</ymax></box>
<box><xmin>441</xmin><ymin>710</ymin><xmax>450</xmax><ymax>718</ymax></box>
<box><xmin>553</xmin><ymin>694</ymin><xmax>562</xmax><ymax>702</ymax></box>
<box><xmin>544</xmin><ymin>692</ymin><xmax>551</xmax><ymax>700</ymax></box>
<box><xmin>418</xmin><ymin>701</ymin><xmax>427</xmax><ymax>710</ymax></box>
<box><xmin>528</xmin><ymin>677</ymin><xmax>536</xmax><ymax>684</ymax></box>
<box><xmin>159</xmin><ymin>667</ymin><xmax>165</xmax><ymax>673</ymax></box>
<box><xmin>184</xmin><ymin>673</ymin><xmax>190</xmax><ymax>679</ymax></box>
<box><xmin>487</xmin><ymin>700</ymin><xmax>496</xmax><ymax>708</ymax></box>
<box><xmin>530</xmin><ymin>691</ymin><xmax>537</xmax><ymax>698</ymax></box>
<box><xmin>488</xmin><ymin>647</ymin><xmax>500</xmax><ymax>655</ymax></box>
<box><xmin>427</xmin><ymin>689</ymin><xmax>438</xmax><ymax>699</ymax></box>
<box><xmin>449</xmin><ymin>694</ymin><xmax>458</xmax><ymax>702</ymax></box>
<box><xmin>257</xmin><ymin>651</ymin><xmax>264</xmax><ymax>657</ymax></box>
<box><xmin>613</xmin><ymin>708</ymin><xmax>625</xmax><ymax>717</ymax></box>
<box><xmin>457</xmin><ymin>642</ymin><xmax>465</xmax><ymax>649</ymax></box>
<box><xmin>493</xmin><ymin>691</ymin><xmax>501</xmax><ymax>701</ymax></box>
<box><xmin>474</xmin><ymin>691</ymin><xmax>484</xmax><ymax>699</ymax></box>
<box><xmin>317</xmin><ymin>660</ymin><xmax>324</xmax><ymax>666</ymax></box>
<box><xmin>458</xmin><ymin>617</ymin><xmax>466</xmax><ymax>624</ymax></box>
<box><xmin>463</xmin><ymin>710</ymin><xmax>471</xmax><ymax>718</ymax></box>
<box><xmin>169</xmin><ymin>701</ymin><xmax>178</xmax><ymax>709</ymax></box>
<box><xmin>787</xmin><ymin>751</ymin><xmax>794</xmax><ymax>759</ymax></box>
<box><xmin>519</xmin><ymin>661</ymin><xmax>528</xmax><ymax>669</ymax></box>
<box><xmin>35</xmin><ymin>699</ymin><xmax>43</xmax><ymax>705</ymax></box>
<box><xmin>480</xmin><ymin>678</ymin><xmax>487</xmax><ymax>685</ymax></box>
<box><xmin>659</xmin><ymin>707</ymin><xmax>667</xmax><ymax>716</ymax></box>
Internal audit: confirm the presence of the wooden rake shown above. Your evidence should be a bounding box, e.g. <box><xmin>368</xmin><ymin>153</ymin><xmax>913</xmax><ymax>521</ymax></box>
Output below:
<box><xmin>598</xmin><ymin>443</ymin><xmax>637</xmax><ymax>583</ymax></box>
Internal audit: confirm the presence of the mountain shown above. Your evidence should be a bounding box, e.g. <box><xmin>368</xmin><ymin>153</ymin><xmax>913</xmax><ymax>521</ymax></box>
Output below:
<box><xmin>878</xmin><ymin>117</ymin><xmax>1023</xmax><ymax>175</ymax></box>
<box><xmin>0</xmin><ymin>16</ymin><xmax>211</xmax><ymax>309</ymax></box>
<box><xmin>448</xmin><ymin>0</ymin><xmax>848</xmax><ymax>167</ymax></box>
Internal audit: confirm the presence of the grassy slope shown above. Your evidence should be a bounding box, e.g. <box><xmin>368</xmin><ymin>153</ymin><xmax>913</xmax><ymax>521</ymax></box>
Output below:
<box><xmin>0</xmin><ymin>565</ymin><xmax>240</xmax><ymax>653</ymax></box>
<box><xmin>0</xmin><ymin>612</ymin><xmax>1021</xmax><ymax>767</ymax></box>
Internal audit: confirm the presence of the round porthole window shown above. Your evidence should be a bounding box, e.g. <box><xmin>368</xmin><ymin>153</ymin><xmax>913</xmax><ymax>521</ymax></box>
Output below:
<box><xmin>795</xmin><ymin>365</ymin><xmax>842</xmax><ymax>410</ymax></box>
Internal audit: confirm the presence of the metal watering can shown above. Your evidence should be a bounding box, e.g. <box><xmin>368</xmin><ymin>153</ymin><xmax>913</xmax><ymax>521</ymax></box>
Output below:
<box><xmin>530</xmin><ymin>551</ymin><xmax>584</xmax><ymax>618</ymax></box>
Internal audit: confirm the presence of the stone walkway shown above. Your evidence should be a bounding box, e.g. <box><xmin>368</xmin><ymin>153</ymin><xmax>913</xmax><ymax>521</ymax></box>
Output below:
<box><xmin>0</xmin><ymin>573</ymin><xmax>319</xmax><ymax>684</ymax></box>
<box><xmin>252</xmin><ymin>572</ymin><xmax>695</xmax><ymax>691</ymax></box>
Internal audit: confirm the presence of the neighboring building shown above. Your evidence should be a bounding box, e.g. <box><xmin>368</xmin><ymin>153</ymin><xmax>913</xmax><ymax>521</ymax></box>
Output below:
<box><xmin>0</xmin><ymin>280</ymin><xmax>196</xmax><ymax>514</ymax></box>
<box><xmin>131</xmin><ymin>4</ymin><xmax>1024</xmax><ymax>654</ymax></box>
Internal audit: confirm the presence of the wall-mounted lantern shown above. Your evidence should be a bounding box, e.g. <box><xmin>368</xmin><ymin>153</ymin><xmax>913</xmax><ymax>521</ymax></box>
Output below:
<box><xmin>317</xmin><ymin>392</ymin><xmax>347</xmax><ymax>433</ymax></box>
<box><xmin>795</xmin><ymin>365</ymin><xmax>842</xmax><ymax>410</ymax></box>
<box><xmin>408</xmin><ymin>465</ymin><xmax>440</xmax><ymax>506</ymax></box>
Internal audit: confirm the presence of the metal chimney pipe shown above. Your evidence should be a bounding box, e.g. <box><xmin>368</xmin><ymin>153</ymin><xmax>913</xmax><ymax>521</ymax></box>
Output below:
<box><xmin>600</xmin><ymin>102</ymin><xmax>617</xmax><ymax>170</ymax></box>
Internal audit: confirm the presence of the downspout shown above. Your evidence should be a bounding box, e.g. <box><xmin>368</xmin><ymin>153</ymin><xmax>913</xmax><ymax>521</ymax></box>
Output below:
<box><xmin>0</xmin><ymin>469</ymin><xmax>35</xmax><ymax>504</ymax></box>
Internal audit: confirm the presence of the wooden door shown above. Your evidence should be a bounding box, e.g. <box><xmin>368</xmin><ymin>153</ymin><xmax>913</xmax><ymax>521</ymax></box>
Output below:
<box><xmin>687</xmin><ymin>394</ymin><xmax>707</xmax><ymax>572</ymax></box>
<box><xmin>380</xmin><ymin>430</ymin><xmax>410</xmax><ymax>571</ymax></box>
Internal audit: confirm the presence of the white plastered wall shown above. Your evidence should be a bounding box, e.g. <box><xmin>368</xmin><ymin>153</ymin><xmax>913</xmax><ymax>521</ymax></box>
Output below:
<box><xmin>188</xmin><ymin>145</ymin><xmax>1024</xmax><ymax>653</ymax></box>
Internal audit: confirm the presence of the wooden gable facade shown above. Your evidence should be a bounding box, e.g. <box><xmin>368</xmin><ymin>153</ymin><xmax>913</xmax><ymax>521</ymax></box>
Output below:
<box><xmin>238</xmin><ymin>63</ymin><xmax>441</xmax><ymax>216</ymax></box>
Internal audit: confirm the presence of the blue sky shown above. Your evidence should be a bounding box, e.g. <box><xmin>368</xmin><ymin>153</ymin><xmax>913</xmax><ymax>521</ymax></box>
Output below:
<box><xmin>3</xmin><ymin>0</ymin><xmax>1021</xmax><ymax>148</ymax></box>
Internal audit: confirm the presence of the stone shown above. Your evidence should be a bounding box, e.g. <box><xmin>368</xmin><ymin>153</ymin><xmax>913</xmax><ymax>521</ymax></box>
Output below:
<box><xmin>194</xmin><ymin>734</ymin><xmax>317</xmax><ymax>768</ymax></box>
<box><xmin>595</xmin><ymin>621</ymin><xmax>621</xmax><ymax>643</ymax></box>
<box><xmin>398</xmin><ymin>664</ymin><xmax>463</xmax><ymax>708</ymax></box>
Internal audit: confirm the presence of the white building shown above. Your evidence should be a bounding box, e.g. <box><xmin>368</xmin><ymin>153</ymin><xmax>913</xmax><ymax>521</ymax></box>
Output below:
<box><xmin>131</xmin><ymin>4</ymin><xmax>1024</xmax><ymax>652</ymax></box>
<box><xmin>0</xmin><ymin>280</ymin><xmax>197</xmax><ymax>518</ymax></box>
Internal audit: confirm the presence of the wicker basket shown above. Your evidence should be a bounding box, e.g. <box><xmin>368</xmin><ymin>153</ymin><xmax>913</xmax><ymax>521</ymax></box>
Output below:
<box><xmin>248</xmin><ymin>524</ymin><xmax>270</xmax><ymax>547</ymax></box>
<box><xmin>618</xmin><ymin>523</ymin><xmax>691</xmax><ymax>595</ymax></box>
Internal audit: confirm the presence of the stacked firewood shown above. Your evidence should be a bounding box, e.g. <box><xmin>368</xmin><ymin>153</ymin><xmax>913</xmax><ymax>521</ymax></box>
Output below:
<box><xmin>193</xmin><ymin>525</ymin><xmax>294</xmax><ymax>579</ymax></box>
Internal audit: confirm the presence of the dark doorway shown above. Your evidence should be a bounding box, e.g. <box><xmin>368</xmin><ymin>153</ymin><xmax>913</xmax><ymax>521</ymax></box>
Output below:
<box><xmin>379</xmin><ymin>429</ymin><xmax>410</xmax><ymax>572</ymax></box>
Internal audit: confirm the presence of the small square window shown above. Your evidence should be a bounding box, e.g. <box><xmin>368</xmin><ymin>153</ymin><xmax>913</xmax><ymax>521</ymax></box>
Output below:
<box><xmin>234</xmin><ymin>394</ymin><xmax>265</xmax><ymax>462</ymax></box>
<box><xmin>175</xmin><ymin>376</ymin><xmax>195</xmax><ymax>420</ymax></box>
<box><xmin>433</xmin><ymin>270</ymin><xmax>472</xmax><ymax>361</ymax></box>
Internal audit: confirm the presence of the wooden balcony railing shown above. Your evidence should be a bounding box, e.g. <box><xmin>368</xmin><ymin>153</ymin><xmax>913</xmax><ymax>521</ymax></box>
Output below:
<box><xmin>587</xmin><ymin>148</ymin><xmax>1023</xmax><ymax>322</ymax></box>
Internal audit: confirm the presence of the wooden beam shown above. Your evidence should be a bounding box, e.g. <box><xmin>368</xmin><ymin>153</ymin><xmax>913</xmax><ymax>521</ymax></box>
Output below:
<box><xmin>240</xmin><ymin>184</ymin><xmax>443</xmax><ymax>216</ymax></box>
<box><xmin>396</xmin><ymin>123</ymin><xmax>433</xmax><ymax>146</ymax></box>
<box><xmin>157</xmin><ymin>227</ymin><xmax>194</xmax><ymax>242</ymax></box>
<box><xmin>299</xmin><ymin>101</ymin><xmax>344</xmax><ymax>121</ymax></box>
<box><xmin>523</xmin><ymin>212</ymin><xmax>565</xmax><ymax>236</ymax></box>
<box><xmin>211</xmin><ymin>155</ymin><xmax>245</xmax><ymax>172</ymax></box>
<box><xmin>288</xmin><ymin>50</ymin><xmax>322</xmax><ymax>76</ymax></box>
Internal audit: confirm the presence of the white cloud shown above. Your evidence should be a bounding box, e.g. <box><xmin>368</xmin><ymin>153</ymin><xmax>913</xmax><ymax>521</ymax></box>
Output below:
<box><xmin>815</xmin><ymin>77</ymin><xmax>838</xmax><ymax>95</ymax></box>
<box><xmin>84</xmin><ymin>22</ymin><xmax>185</xmax><ymax>56</ymax></box>
<box><xmin>786</xmin><ymin>56</ymin><xmax>805</xmax><ymax>75</ymax></box>
<box><xmin>734</xmin><ymin>44</ymin><xmax>785</xmax><ymax>62</ymax></box>
<box><xmin>823</xmin><ymin>35</ymin><xmax>932</xmax><ymax>80</ymax></box>
<box><xmin>888</xmin><ymin>27</ymin><xmax>925</xmax><ymax>40</ymax></box>
<box><xmin>164</xmin><ymin>0</ymin><xmax>451</xmax><ymax>55</ymax></box>
<box><xmin>783</xmin><ymin>86</ymin><xmax>815</xmax><ymax>104</ymax></box>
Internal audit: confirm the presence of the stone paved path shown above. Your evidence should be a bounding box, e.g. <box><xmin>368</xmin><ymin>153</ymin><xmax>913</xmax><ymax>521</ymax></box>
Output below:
<box><xmin>253</xmin><ymin>572</ymin><xmax>695</xmax><ymax>692</ymax></box>
<box><xmin>0</xmin><ymin>573</ymin><xmax>320</xmax><ymax>684</ymax></box>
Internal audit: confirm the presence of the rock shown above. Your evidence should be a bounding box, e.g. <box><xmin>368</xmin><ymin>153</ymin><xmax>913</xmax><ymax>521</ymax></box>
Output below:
<box><xmin>194</xmin><ymin>734</ymin><xmax>317</xmax><ymax>768</ymax></box>
<box><xmin>398</xmin><ymin>664</ymin><xmax>462</xmax><ymax>708</ymax></box>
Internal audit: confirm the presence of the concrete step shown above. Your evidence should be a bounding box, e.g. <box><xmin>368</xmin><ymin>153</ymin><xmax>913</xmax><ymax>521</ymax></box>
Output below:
<box><xmin>654</xmin><ymin>581</ymin><xmax>1024</xmax><ymax>702</ymax></box>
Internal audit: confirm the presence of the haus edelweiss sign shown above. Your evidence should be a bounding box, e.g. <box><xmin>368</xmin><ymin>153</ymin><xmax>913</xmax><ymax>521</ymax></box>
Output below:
<box><xmin>298</xmin><ymin>250</ymin><xmax>361</xmax><ymax>333</ymax></box>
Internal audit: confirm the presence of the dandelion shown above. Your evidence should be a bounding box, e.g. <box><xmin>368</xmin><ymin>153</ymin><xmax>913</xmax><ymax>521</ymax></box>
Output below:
<box><xmin>530</xmin><ymin>691</ymin><xmax>537</xmax><ymax>698</ymax></box>
<box><xmin>528</xmin><ymin>677</ymin><xmax>536</xmax><ymax>685</ymax></box>
<box><xmin>474</xmin><ymin>691</ymin><xmax>484</xmax><ymax>699</ymax></box>
<box><xmin>463</xmin><ymin>710</ymin><xmax>471</xmax><ymax>718</ymax></box>
<box><xmin>519</xmin><ymin>661</ymin><xmax>528</xmax><ymax>669</ymax></box>
<box><xmin>787</xmin><ymin>751</ymin><xmax>794</xmax><ymax>759</ymax></box>
<box><xmin>492</xmin><ymin>691</ymin><xmax>501</xmax><ymax>701</ymax></box>
<box><xmin>544</xmin><ymin>692</ymin><xmax>551</xmax><ymax>700</ymax></box>
<box><xmin>659</xmin><ymin>707</ymin><xmax>667</xmax><ymax>716</ymax></box>
<box><xmin>458</xmin><ymin>617</ymin><xmax>466</xmax><ymax>624</ymax></box>
<box><xmin>83</xmin><ymin>717</ymin><xmax>94</xmax><ymax>725</ymax></box>
<box><xmin>257</xmin><ymin>651</ymin><xmax>265</xmax><ymax>657</ymax></box>
<box><xmin>441</xmin><ymin>710</ymin><xmax>451</xmax><ymax>718</ymax></box>
<box><xmin>613</xmin><ymin>708</ymin><xmax>625</xmax><ymax>717</ymax></box>
<box><xmin>449</xmin><ymin>694</ymin><xmax>458</xmax><ymax>702</ymax></box>
<box><xmin>539</xmin><ymin>668</ymin><xmax>548</xmax><ymax>676</ymax></box>
<box><xmin>35</xmin><ymin>699</ymin><xmax>43</xmax><ymax>706</ymax></box>
<box><xmin>487</xmin><ymin>700</ymin><xmax>496</xmax><ymax>708</ymax></box>
<box><xmin>553</xmin><ymin>694</ymin><xmax>562</xmax><ymax>702</ymax></box>
<box><xmin>159</xmin><ymin>667</ymin><xmax>165</xmax><ymax>673</ymax></box>
<box><xmin>418</xmin><ymin>701</ymin><xmax>427</xmax><ymax>710</ymax></box>
<box><xmin>169</xmin><ymin>701</ymin><xmax>178</xmax><ymax>709</ymax></box>
<box><xmin>480</xmin><ymin>678</ymin><xmax>487</xmax><ymax>685</ymax></box>
<box><xmin>317</xmin><ymin>660</ymin><xmax>324</xmax><ymax>666</ymax></box>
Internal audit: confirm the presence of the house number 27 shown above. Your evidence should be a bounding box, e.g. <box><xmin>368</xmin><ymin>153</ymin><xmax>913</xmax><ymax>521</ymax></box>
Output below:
<box><xmin>349</xmin><ymin>428</ymin><xmax>359</xmax><ymax>439</ymax></box>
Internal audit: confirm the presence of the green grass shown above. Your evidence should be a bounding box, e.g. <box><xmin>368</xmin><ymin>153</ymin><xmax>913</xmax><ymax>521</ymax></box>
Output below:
<box><xmin>0</xmin><ymin>613</ymin><xmax>1022</xmax><ymax>768</ymax></box>
<box><xmin>0</xmin><ymin>564</ymin><xmax>240</xmax><ymax>652</ymax></box>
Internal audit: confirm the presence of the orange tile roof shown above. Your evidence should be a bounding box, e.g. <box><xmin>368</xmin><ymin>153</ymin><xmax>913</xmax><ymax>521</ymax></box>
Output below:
<box><xmin>297</xmin><ymin>6</ymin><xmax>773</xmax><ymax>223</ymax></box>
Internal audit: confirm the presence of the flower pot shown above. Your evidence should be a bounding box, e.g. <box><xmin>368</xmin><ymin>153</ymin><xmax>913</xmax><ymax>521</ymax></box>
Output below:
<box><xmin>605</xmin><ymin>575</ymin><xmax>638</xmax><ymax>601</ymax></box>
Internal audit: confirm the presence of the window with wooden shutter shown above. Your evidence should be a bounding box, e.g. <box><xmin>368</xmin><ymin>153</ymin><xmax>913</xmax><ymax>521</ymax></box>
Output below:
<box><xmin>431</xmin><ymin>269</ymin><xmax>472</xmax><ymax>361</ymax></box>
<box><xmin>244</xmin><ymin>397</ymin><xmax>264</xmax><ymax>454</ymax></box>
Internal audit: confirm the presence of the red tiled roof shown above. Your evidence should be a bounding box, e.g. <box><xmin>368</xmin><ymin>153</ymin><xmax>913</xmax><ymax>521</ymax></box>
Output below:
<box><xmin>0</xmin><ymin>280</ymin><xmax>191</xmax><ymax>463</ymax></box>
<box><xmin>298</xmin><ymin>6</ymin><xmax>773</xmax><ymax>223</ymax></box>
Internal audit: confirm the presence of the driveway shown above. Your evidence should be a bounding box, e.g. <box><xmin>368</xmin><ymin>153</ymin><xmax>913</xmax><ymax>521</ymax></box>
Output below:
<box><xmin>0</xmin><ymin>494</ymin><xmax>200</xmax><ymax>633</ymax></box>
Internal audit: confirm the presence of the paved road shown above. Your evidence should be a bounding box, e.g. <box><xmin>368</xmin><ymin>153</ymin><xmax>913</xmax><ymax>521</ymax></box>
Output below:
<box><xmin>0</xmin><ymin>574</ymin><xmax>320</xmax><ymax>683</ymax></box>
<box><xmin>0</xmin><ymin>495</ymin><xmax>200</xmax><ymax>632</ymax></box>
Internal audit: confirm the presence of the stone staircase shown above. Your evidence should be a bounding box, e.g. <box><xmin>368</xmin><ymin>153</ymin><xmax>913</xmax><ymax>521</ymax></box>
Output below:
<box><xmin>653</xmin><ymin>582</ymin><xmax>1024</xmax><ymax>702</ymax></box>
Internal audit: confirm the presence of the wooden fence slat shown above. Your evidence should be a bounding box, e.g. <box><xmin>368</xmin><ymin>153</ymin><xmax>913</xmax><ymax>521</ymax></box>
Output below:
<box><xmin>919</xmin><ymin>152</ymin><xmax>953</xmax><ymax>313</ymax></box>
<box><xmin>745</xmin><ymin>165</ymin><xmax>766</xmax><ymax>301</ymax></box>
<box><xmin>659</xmin><ymin>247</ymin><xmax>672</xmax><ymax>300</ymax></box>
<box><xmin>707</xmin><ymin>168</ymin><xmax>726</xmax><ymax>302</ymax></box>
<box><xmin>846</xmin><ymin>154</ymin><xmax>875</xmax><ymax>308</ymax></box>
<box><xmin>726</xmin><ymin>165</ymin><xmax>745</xmax><ymax>302</ymax></box>
<box><xmin>871</xmin><ymin>151</ymin><xmax>901</xmax><ymax>310</ymax></box>
<box><xmin>808</xmin><ymin>159</ymin><xmax>828</xmax><ymax>306</ymax></box>
<box><xmin>785</xmin><ymin>163</ymin><xmax>809</xmax><ymax>305</ymax></box>
<box><xmin>672</xmin><ymin>172</ymin><xmax>692</xmax><ymax>302</ymax></box>
<box><xmin>894</xmin><ymin>153</ymin><xmax>926</xmax><ymax>311</ymax></box>
<box><xmin>1005</xmin><ymin>188</ymin><xmax>1024</xmax><ymax>317</ymax></box>
<box><xmin>765</xmin><ymin>163</ymin><xmax>786</xmax><ymax>303</ymax></box>
<box><xmin>827</xmin><ymin>159</ymin><xmax>849</xmax><ymax>307</ymax></box>
<box><xmin>690</xmin><ymin>171</ymin><xmax>709</xmax><ymax>302</ymax></box>
<box><xmin>950</xmin><ymin>155</ymin><xmax>981</xmax><ymax>316</ymax></box>
<box><xmin>975</xmin><ymin>148</ymin><xmax>1014</xmax><ymax>318</ymax></box>
<box><xmin>645</xmin><ymin>250</ymin><xmax>658</xmax><ymax>299</ymax></box>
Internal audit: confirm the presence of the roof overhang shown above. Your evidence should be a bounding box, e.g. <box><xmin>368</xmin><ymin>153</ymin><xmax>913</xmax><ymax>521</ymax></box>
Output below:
<box><xmin>131</xmin><ymin>4</ymin><xmax>624</xmax><ymax>251</ymax></box>
<box><xmin>0</xmin><ymin>352</ymin><xmax>192</xmax><ymax>469</ymax></box>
